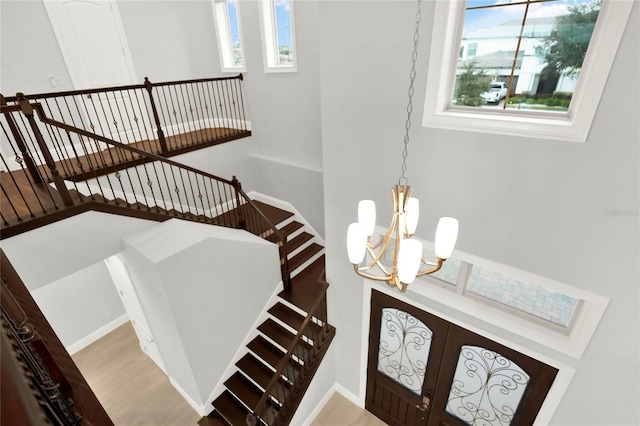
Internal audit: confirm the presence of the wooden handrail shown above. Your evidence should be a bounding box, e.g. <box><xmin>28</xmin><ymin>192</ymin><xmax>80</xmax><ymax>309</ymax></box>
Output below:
<box><xmin>1</xmin><ymin>74</ymin><xmax>243</xmax><ymax>102</ymax></box>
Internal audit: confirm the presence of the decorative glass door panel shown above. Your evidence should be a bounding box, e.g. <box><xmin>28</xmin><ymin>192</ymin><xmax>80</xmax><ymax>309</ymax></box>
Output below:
<box><xmin>366</xmin><ymin>290</ymin><xmax>559</xmax><ymax>426</ymax></box>
<box><xmin>366</xmin><ymin>290</ymin><xmax>449</xmax><ymax>426</ymax></box>
<box><xmin>377</xmin><ymin>308</ymin><xmax>433</xmax><ymax>395</ymax></box>
<box><xmin>445</xmin><ymin>346</ymin><xmax>530</xmax><ymax>425</ymax></box>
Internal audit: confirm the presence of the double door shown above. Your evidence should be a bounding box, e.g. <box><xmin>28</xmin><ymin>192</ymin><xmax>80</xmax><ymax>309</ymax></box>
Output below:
<box><xmin>366</xmin><ymin>290</ymin><xmax>557</xmax><ymax>426</ymax></box>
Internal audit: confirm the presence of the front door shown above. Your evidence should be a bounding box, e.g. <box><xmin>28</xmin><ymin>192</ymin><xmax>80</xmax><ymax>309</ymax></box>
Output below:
<box><xmin>365</xmin><ymin>290</ymin><xmax>449</xmax><ymax>426</ymax></box>
<box><xmin>366</xmin><ymin>289</ymin><xmax>558</xmax><ymax>426</ymax></box>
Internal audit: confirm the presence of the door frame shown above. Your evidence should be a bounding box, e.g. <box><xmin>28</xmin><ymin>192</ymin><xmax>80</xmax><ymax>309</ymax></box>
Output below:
<box><xmin>357</xmin><ymin>282</ymin><xmax>575</xmax><ymax>425</ymax></box>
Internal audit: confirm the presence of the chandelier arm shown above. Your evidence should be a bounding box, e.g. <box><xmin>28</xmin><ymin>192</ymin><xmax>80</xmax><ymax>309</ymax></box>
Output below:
<box><xmin>415</xmin><ymin>258</ymin><xmax>445</xmax><ymax>277</ymax></box>
<box><xmin>363</xmin><ymin>244</ymin><xmax>391</xmax><ymax>275</ymax></box>
<box><xmin>420</xmin><ymin>259</ymin><xmax>439</xmax><ymax>267</ymax></box>
<box><xmin>366</xmin><ymin>212</ymin><xmax>398</xmax><ymax>255</ymax></box>
<box><xmin>353</xmin><ymin>265</ymin><xmax>394</xmax><ymax>282</ymax></box>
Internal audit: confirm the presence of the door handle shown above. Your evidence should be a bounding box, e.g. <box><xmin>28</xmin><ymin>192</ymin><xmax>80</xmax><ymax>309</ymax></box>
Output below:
<box><xmin>416</xmin><ymin>393</ymin><xmax>431</xmax><ymax>411</ymax></box>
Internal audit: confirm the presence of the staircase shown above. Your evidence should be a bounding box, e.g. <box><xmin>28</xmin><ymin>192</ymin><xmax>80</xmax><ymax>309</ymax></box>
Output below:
<box><xmin>2</xmin><ymin>87</ymin><xmax>336</xmax><ymax>426</ymax></box>
<box><xmin>199</xmin><ymin>204</ymin><xmax>335</xmax><ymax>426</ymax></box>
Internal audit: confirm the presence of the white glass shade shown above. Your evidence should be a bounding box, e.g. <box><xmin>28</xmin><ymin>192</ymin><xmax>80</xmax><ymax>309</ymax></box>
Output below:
<box><xmin>435</xmin><ymin>217</ymin><xmax>459</xmax><ymax>259</ymax></box>
<box><xmin>347</xmin><ymin>222</ymin><xmax>367</xmax><ymax>264</ymax></box>
<box><xmin>397</xmin><ymin>238</ymin><xmax>423</xmax><ymax>284</ymax></box>
<box><xmin>405</xmin><ymin>197</ymin><xmax>419</xmax><ymax>235</ymax></box>
<box><xmin>358</xmin><ymin>200</ymin><xmax>376</xmax><ymax>237</ymax></box>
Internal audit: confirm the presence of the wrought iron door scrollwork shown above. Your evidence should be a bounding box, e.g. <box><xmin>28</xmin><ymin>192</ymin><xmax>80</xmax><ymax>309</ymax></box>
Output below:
<box><xmin>377</xmin><ymin>307</ymin><xmax>433</xmax><ymax>394</ymax></box>
<box><xmin>446</xmin><ymin>345</ymin><xmax>530</xmax><ymax>426</ymax></box>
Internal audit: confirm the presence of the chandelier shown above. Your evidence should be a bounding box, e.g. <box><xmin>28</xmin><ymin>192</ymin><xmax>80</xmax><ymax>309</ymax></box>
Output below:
<box><xmin>346</xmin><ymin>0</ymin><xmax>459</xmax><ymax>292</ymax></box>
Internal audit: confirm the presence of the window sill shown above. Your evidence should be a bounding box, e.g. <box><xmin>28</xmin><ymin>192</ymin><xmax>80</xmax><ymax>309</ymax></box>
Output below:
<box><xmin>263</xmin><ymin>65</ymin><xmax>298</xmax><ymax>74</ymax></box>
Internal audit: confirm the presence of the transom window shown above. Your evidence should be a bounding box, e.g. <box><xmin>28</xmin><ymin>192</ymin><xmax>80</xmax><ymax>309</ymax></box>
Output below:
<box><xmin>422</xmin><ymin>0</ymin><xmax>633</xmax><ymax>142</ymax></box>
<box><xmin>379</xmin><ymin>234</ymin><xmax>608</xmax><ymax>358</ymax></box>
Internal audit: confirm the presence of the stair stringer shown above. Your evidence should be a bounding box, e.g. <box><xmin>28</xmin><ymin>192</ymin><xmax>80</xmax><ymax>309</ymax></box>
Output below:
<box><xmin>63</xmin><ymin>173</ymin><xmax>237</xmax><ymax>219</ymax></box>
<box><xmin>201</xmin><ymin>280</ymin><xmax>286</xmax><ymax>415</ymax></box>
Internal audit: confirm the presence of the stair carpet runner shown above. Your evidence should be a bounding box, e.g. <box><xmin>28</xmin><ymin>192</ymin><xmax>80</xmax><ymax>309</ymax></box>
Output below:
<box><xmin>199</xmin><ymin>202</ymin><xmax>331</xmax><ymax>426</ymax></box>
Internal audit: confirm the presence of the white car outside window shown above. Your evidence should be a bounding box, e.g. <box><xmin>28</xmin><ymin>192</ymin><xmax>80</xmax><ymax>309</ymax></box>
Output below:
<box><xmin>481</xmin><ymin>82</ymin><xmax>508</xmax><ymax>104</ymax></box>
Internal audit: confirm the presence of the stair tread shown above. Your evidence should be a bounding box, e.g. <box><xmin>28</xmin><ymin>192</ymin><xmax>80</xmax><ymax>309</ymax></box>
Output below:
<box><xmin>268</xmin><ymin>302</ymin><xmax>322</xmax><ymax>335</ymax></box>
<box><xmin>247</xmin><ymin>336</ymin><xmax>302</xmax><ymax>373</ymax></box>
<box><xmin>251</xmin><ymin>201</ymin><xmax>294</xmax><ymax>225</ymax></box>
<box><xmin>286</xmin><ymin>232</ymin><xmax>314</xmax><ymax>254</ymax></box>
<box><xmin>266</xmin><ymin>221</ymin><xmax>304</xmax><ymax>243</ymax></box>
<box><xmin>247</xmin><ymin>335</ymin><xmax>286</xmax><ymax>369</ymax></box>
<box><xmin>198</xmin><ymin>411</ymin><xmax>230</xmax><ymax>426</ymax></box>
<box><xmin>278</xmin><ymin>221</ymin><xmax>304</xmax><ymax>237</ymax></box>
<box><xmin>235</xmin><ymin>354</ymin><xmax>274</xmax><ymax>390</ymax></box>
<box><xmin>279</xmin><ymin>255</ymin><xmax>327</xmax><ymax>313</ymax></box>
<box><xmin>288</xmin><ymin>243</ymin><xmax>323</xmax><ymax>272</ymax></box>
<box><xmin>224</xmin><ymin>372</ymin><xmax>263</xmax><ymax>410</ymax></box>
<box><xmin>258</xmin><ymin>318</ymin><xmax>306</xmax><ymax>350</ymax></box>
<box><xmin>211</xmin><ymin>390</ymin><xmax>250</xmax><ymax>426</ymax></box>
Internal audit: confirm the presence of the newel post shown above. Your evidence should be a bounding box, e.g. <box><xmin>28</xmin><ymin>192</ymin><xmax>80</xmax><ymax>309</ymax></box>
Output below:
<box><xmin>1</xmin><ymin>94</ymin><xmax>42</xmax><ymax>184</ymax></box>
<box><xmin>231</xmin><ymin>176</ymin><xmax>247</xmax><ymax>230</ymax></box>
<box><xmin>16</xmin><ymin>94</ymin><xmax>73</xmax><ymax>207</ymax></box>
<box><xmin>144</xmin><ymin>77</ymin><xmax>168</xmax><ymax>154</ymax></box>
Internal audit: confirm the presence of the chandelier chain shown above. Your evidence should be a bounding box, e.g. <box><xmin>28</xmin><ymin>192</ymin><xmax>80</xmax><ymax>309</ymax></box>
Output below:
<box><xmin>399</xmin><ymin>0</ymin><xmax>422</xmax><ymax>187</ymax></box>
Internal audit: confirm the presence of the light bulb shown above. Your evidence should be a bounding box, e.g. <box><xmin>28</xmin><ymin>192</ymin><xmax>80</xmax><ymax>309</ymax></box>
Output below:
<box><xmin>347</xmin><ymin>222</ymin><xmax>367</xmax><ymax>264</ymax></box>
<box><xmin>435</xmin><ymin>217</ymin><xmax>458</xmax><ymax>259</ymax></box>
<box><xmin>405</xmin><ymin>197</ymin><xmax>419</xmax><ymax>235</ymax></box>
<box><xmin>358</xmin><ymin>200</ymin><xmax>376</xmax><ymax>237</ymax></box>
<box><xmin>397</xmin><ymin>238</ymin><xmax>423</xmax><ymax>284</ymax></box>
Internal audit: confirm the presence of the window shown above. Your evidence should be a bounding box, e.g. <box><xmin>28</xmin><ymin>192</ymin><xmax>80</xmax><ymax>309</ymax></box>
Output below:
<box><xmin>212</xmin><ymin>0</ymin><xmax>245</xmax><ymax>72</ymax></box>
<box><xmin>423</xmin><ymin>0</ymin><xmax>633</xmax><ymax>142</ymax></box>
<box><xmin>258</xmin><ymin>0</ymin><xmax>297</xmax><ymax>72</ymax></box>
<box><xmin>374</xmin><ymin>231</ymin><xmax>607</xmax><ymax>358</ymax></box>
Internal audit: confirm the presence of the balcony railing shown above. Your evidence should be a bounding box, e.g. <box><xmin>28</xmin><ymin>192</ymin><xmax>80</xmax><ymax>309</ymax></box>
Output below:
<box><xmin>1</xmin><ymin>74</ymin><xmax>249</xmax><ymax>178</ymax></box>
<box><xmin>0</xmin><ymin>91</ymin><xmax>290</xmax><ymax>289</ymax></box>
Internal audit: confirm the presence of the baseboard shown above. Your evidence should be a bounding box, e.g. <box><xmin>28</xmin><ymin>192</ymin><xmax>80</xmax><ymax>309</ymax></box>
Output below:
<box><xmin>65</xmin><ymin>313</ymin><xmax>129</xmax><ymax>355</ymax></box>
<box><xmin>300</xmin><ymin>383</ymin><xmax>337</xmax><ymax>426</ymax></box>
<box><xmin>335</xmin><ymin>383</ymin><xmax>364</xmax><ymax>408</ymax></box>
<box><xmin>299</xmin><ymin>381</ymin><xmax>364</xmax><ymax>425</ymax></box>
<box><xmin>170</xmin><ymin>378</ymin><xmax>207</xmax><ymax>416</ymax></box>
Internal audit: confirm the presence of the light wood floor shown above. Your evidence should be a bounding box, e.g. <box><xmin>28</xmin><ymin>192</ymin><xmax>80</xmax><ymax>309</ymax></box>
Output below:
<box><xmin>71</xmin><ymin>321</ymin><xmax>202</xmax><ymax>425</ymax></box>
<box><xmin>310</xmin><ymin>393</ymin><xmax>386</xmax><ymax>426</ymax></box>
<box><xmin>72</xmin><ymin>321</ymin><xmax>383</xmax><ymax>426</ymax></box>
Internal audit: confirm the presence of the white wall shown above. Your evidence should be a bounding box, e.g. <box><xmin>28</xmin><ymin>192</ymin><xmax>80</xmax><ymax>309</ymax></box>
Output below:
<box><xmin>0</xmin><ymin>211</ymin><xmax>158</xmax><ymax>291</ymax></box>
<box><xmin>30</xmin><ymin>260</ymin><xmax>126</xmax><ymax>351</ymax></box>
<box><xmin>318</xmin><ymin>1</ymin><xmax>639</xmax><ymax>425</ymax></box>
<box><xmin>0</xmin><ymin>1</ymin><xmax>73</xmax><ymax>95</ymax></box>
<box><xmin>118</xmin><ymin>0</ymin><xmax>222</xmax><ymax>82</ymax></box>
<box><xmin>237</xmin><ymin>0</ymin><xmax>325</xmax><ymax>235</ymax></box>
<box><xmin>120</xmin><ymin>218</ymin><xmax>281</xmax><ymax>409</ymax></box>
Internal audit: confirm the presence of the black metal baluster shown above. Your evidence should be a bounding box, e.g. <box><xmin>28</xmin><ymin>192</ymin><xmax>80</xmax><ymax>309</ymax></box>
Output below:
<box><xmin>206</xmin><ymin>81</ymin><xmax>222</xmax><ymax>138</ymax></box>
